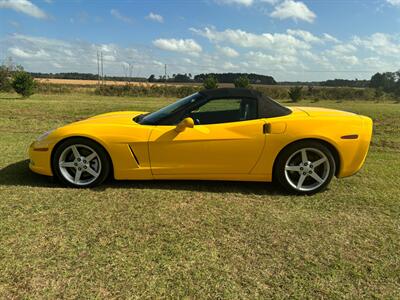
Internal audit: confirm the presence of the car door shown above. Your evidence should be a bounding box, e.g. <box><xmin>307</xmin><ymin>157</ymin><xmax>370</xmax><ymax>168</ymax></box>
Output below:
<box><xmin>148</xmin><ymin>97</ymin><xmax>266</xmax><ymax>175</ymax></box>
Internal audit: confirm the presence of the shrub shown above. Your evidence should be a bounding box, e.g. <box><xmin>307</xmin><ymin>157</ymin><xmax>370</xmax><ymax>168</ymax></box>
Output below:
<box><xmin>94</xmin><ymin>84</ymin><xmax>201</xmax><ymax>98</ymax></box>
<box><xmin>234</xmin><ymin>75</ymin><xmax>250</xmax><ymax>88</ymax></box>
<box><xmin>288</xmin><ymin>86</ymin><xmax>303</xmax><ymax>102</ymax></box>
<box><xmin>202</xmin><ymin>75</ymin><xmax>218</xmax><ymax>89</ymax></box>
<box><xmin>12</xmin><ymin>71</ymin><xmax>36</xmax><ymax>98</ymax></box>
<box><xmin>374</xmin><ymin>88</ymin><xmax>384</xmax><ymax>101</ymax></box>
<box><xmin>0</xmin><ymin>65</ymin><xmax>13</xmax><ymax>92</ymax></box>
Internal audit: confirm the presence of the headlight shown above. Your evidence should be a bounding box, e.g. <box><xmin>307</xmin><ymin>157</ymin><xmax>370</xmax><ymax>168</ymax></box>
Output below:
<box><xmin>36</xmin><ymin>129</ymin><xmax>54</xmax><ymax>141</ymax></box>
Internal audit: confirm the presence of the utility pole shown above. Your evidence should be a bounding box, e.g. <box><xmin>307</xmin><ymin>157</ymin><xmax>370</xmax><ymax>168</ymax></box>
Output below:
<box><xmin>128</xmin><ymin>63</ymin><xmax>133</xmax><ymax>84</ymax></box>
<box><xmin>97</xmin><ymin>51</ymin><xmax>100</xmax><ymax>86</ymax></box>
<box><xmin>101</xmin><ymin>52</ymin><xmax>104</xmax><ymax>85</ymax></box>
<box><xmin>164</xmin><ymin>64</ymin><xmax>167</xmax><ymax>84</ymax></box>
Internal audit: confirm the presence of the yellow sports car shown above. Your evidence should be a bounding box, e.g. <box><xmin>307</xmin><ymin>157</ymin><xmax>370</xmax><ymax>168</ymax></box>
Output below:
<box><xmin>29</xmin><ymin>88</ymin><xmax>373</xmax><ymax>194</ymax></box>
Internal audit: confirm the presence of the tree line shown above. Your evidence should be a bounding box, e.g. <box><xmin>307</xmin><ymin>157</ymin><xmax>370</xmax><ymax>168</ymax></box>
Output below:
<box><xmin>31</xmin><ymin>72</ymin><xmax>146</xmax><ymax>82</ymax></box>
<box><xmin>369</xmin><ymin>71</ymin><xmax>400</xmax><ymax>99</ymax></box>
<box><xmin>27</xmin><ymin>72</ymin><xmax>378</xmax><ymax>89</ymax></box>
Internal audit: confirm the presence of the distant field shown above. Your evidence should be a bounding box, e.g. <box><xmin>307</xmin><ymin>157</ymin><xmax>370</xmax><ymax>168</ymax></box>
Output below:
<box><xmin>35</xmin><ymin>78</ymin><xmax>216</xmax><ymax>87</ymax></box>
<box><xmin>35</xmin><ymin>78</ymin><xmax>158</xmax><ymax>86</ymax></box>
<box><xmin>0</xmin><ymin>92</ymin><xmax>399</xmax><ymax>298</ymax></box>
<box><xmin>34</xmin><ymin>78</ymin><xmax>247</xmax><ymax>88</ymax></box>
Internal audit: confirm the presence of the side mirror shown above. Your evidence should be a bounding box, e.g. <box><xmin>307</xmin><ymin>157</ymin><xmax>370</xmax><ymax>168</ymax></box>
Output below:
<box><xmin>175</xmin><ymin>117</ymin><xmax>194</xmax><ymax>133</ymax></box>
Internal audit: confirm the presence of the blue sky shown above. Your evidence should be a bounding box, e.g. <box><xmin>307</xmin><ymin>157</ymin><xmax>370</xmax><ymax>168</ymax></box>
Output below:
<box><xmin>0</xmin><ymin>0</ymin><xmax>399</xmax><ymax>81</ymax></box>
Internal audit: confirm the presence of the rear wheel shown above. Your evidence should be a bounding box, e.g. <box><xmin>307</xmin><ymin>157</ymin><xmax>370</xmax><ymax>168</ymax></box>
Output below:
<box><xmin>52</xmin><ymin>138</ymin><xmax>110</xmax><ymax>187</ymax></box>
<box><xmin>274</xmin><ymin>141</ymin><xmax>335</xmax><ymax>195</ymax></box>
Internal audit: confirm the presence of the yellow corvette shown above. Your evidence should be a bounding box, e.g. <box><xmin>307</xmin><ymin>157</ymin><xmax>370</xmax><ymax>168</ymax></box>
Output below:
<box><xmin>29</xmin><ymin>88</ymin><xmax>373</xmax><ymax>194</ymax></box>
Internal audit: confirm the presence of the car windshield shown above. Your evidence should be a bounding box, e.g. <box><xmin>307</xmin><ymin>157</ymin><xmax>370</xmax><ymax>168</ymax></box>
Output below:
<box><xmin>138</xmin><ymin>93</ymin><xmax>201</xmax><ymax>125</ymax></box>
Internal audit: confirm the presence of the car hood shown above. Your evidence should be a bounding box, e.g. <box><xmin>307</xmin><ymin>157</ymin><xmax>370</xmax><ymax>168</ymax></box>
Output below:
<box><xmin>71</xmin><ymin>111</ymin><xmax>147</xmax><ymax>126</ymax></box>
<box><xmin>291</xmin><ymin>106</ymin><xmax>357</xmax><ymax>117</ymax></box>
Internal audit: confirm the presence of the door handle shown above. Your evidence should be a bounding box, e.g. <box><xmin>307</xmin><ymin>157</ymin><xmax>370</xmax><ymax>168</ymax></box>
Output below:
<box><xmin>263</xmin><ymin>123</ymin><xmax>271</xmax><ymax>134</ymax></box>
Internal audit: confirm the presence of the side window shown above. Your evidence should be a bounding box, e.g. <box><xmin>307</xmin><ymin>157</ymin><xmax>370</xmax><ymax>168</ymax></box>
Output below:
<box><xmin>188</xmin><ymin>98</ymin><xmax>257</xmax><ymax>125</ymax></box>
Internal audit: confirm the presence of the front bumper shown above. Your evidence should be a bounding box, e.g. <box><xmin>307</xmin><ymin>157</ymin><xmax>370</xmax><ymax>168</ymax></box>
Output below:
<box><xmin>29</xmin><ymin>141</ymin><xmax>53</xmax><ymax>176</ymax></box>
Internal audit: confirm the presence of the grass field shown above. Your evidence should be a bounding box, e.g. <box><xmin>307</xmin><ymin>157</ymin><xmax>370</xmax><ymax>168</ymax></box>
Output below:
<box><xmin>0</xmin><ymin>93</ymin><xmax>399</xmax><ymax>298</ymax></box>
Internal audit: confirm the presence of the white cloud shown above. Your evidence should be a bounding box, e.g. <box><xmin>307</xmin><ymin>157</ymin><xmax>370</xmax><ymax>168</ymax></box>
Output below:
<box><xmin>331</xmin><ymin>44</ymin><xmax>357</xmax><ymax>54</ymax></box>
<box><xmin>260</xmin><ymin>0</ymin><xmax>280</xmax><ymax>4</ymax></box>
<box><xmin>323</xmin><ymin>33</ymin><xmax>340</xmax><ymax>43</ymax></box>
<box><xmin>9</xmin><ymin>47</ymin><xmax>32</xmax><ymax>58</ymax></box>
<box><xmin>352</xmin><ymin>33</ymin><xmax>400</xmax><ymax>56</ymax></box>
<box><xmin>216</xmin><ymin>0</ymin><xmax>254</xmax><ymax>6</ymax></box>
<box><xmin>222</xmin><ymin>62</ymin><xmax>239</xmax><ymax>70</ymax></box>
<box><xmin>286</xmin><ymin>29</ymin><xmax>321</xmax><ymax>43</ymax></box>
<box><xmin>9</xmin><ymin>47</ymin><xmax>49</xmax><ymax>58</ymax></box>
<box><xmin>246</xmin><ymin>51</ymin><xmax>299</xmax><ymax>68</ymax></box>
<box><xmin>0</xmin><ymin>0</ymin><xmax>47</xmax><ymax>19</ymax></box>
<box><xmin>386</xmin><ymin>0</ymin><xmax>400</xmax><ymax>6</ymax></box>
<box><xmin>339</xmin><ymin>55</ymin><xmax>359</xmax><ymax>65</ymax></box>
<box><xmin>52</xmin><ymin>62</ymin><xmax>62</xmax><ymax>68</ymax></box>
<box><xmin>190</xmin><ymin>27</ymin><xmax>310</xmax><ymax>54</ymax></box>
<box><xmin>5</xmin><ymin>34</ymin><xmax>161</xmax><ymax>76</ymax></box>
<box><xmin>12</xmin><ymin>33</ymin><xmax>69</xmax><ymax>48</ymax></box>
<box><xmin>217</xmin><ymin>46</ymin><xmax>239</xmax><ymax>57</ymax></box>
<box><xmin>270</xmin><ymin>0</ymin><xmax>316</xmax><ymax>23</ymax></box>
<box><xmin>153</xmin><ymin>38</ymin><xmax>202</xmax><ymax>54</ymax></box>
<box><xmin>110</xmin><ymin>9</ymin><xmax>133</xmax><ymax>24</ymax></box>
<box><xmin>4</xmin><ymin>30</ymin><xmax>399</xmax><ymax>82</ymax></box>
<box><xmin>146</xmin><ymin>12</ymin><xmax>164</xmax><ymax>23</ymax></box>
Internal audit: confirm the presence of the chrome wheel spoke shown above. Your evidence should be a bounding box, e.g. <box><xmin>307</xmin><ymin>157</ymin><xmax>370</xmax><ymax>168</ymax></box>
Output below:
<box><xmin>310</xmin><ymin>172</ymin><xmax>324</xmax><ymax>183</ymax></box>
<box><xmin>297</xmin><ymin>174</ymin><xmax>307</xmax><ymax>189</ymax></box>
<box><xmin>85</xmin><ymin>167</ymin><xmax>99</xmax><ymax>177</ymax></box>
<box><xmin>313</xmin><ymin>157</ymin><xmax>327</xmax><ymax>167</ymax></box>
<box><xmin>86</xmin><ymin>152</ymin><xmax>97</xmax><ymax>162</ymax></box>
<box><xmin>71</xmin><ymin>145</ymin><xmax>80</xmax><ymax>158</ymax></box>
<box><xmin>60</xmin><ymin>161</ymin><xmax>75</xmax><ymax>168</ymax></box>
<box><xmin>74</xmin><ymin>169</ymin><xmax>82</xmax><ymax>183</ymax></box>
<box><xmin>301</xmin><ymin>149</ymin><xmax>308</xmax><ymax>163</ymax></box>
<box><xmin>285</xmin><ymin>165</ymin><xmax>301</xmax><ymax>172</ymax></box>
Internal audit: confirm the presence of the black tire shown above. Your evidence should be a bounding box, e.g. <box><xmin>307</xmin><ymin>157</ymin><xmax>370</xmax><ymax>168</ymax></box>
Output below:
<box><xmin>52</xmin><ymin>137</ymin><xmax>111</xmax><ymax>188</ymax></box>
<box><xmin>273</xmin><ymin>140</ymin><xmax>336</xmax><ymax>195</ymax></box>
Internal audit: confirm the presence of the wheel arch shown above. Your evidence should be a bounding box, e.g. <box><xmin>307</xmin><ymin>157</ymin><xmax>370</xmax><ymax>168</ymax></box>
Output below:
<box><xmin>272</xmin><ymin>138</ymin><xmax>341</xmax><ymax>178</ymax></box>
<box><xmin>50</xmin><ymin>135</ymin><xmax>115</xmax><ymax>179</ymax></box>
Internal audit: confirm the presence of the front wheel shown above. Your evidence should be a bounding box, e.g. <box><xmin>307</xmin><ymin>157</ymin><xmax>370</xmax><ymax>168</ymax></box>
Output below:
<box><xmin>274</xmin><ymin>141</ymin><xmax>336</xmax><ymax>195</ymax></box>
<box><xmin>52</xmin><ymin>138</ymin><xmax>111</xmax><ymax>188</ymax></box>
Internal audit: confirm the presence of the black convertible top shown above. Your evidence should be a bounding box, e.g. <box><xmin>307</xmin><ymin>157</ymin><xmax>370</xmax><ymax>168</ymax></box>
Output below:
<box><xmin>200</xmin><ymin>87</ymin><xmax>261</xmax><ymax>99</ymax></box>
<box><xmin>199</xmin><ymin>88</ymin><xmax>292</xmax><ymax>118</ymax></box>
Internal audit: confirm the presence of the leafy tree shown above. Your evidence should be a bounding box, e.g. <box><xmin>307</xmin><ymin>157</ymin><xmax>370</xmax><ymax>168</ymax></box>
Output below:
<box><xmin>148</xmin><ymin>74</ymin><xmax>156</xmax><ymax>82</ymax></box>
<box><xmin>203</xmin><ymin>75</ymin><xmax>218</xmax><ymax>89</ymax></box>
<box><xmin>0</xmin><ymin>65</ymin><xmax>13</xmax><ymax>92</ymax></box>
<box><xmin>370</xmin><ymin>72</ymin><xmax>396</xmax><ymax>92</ymax></box>
<box><xmin>234</xmin><ymin>75</ymin><xmax>250</xmax><ymax>88</ymax></box>
<box><xmin>12</xmin><ymin>71</ymin><xmax>36</xmax><ymax>98</ymax></box>
<box><xmin>195</xmin><ymin>72</ymin><xmax>276</xmax><ymax>85</ymax></box>
<box><xmin>173</xmin><ymin>73</ymin><xmax>191</xmax><ymax>83</ymax></box>
<box><xmin>288</xmin><ymin>86</ymin><xmax>303</xmax><ymax>102</ymax></box>
<box><xmin>0</xmin><ymin>58</ymin><xmax>23</xmax><ymax>92</ymax></box>
<box><xmin>369</xmin><ymin>71</ymin><xmax>400</xmax><ymax>102</ymax></box>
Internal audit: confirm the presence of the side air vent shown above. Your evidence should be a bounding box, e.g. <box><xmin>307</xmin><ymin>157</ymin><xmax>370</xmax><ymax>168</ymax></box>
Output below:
<box><xmin>128</xmin><ymin>145</ymin><xmax>140</xmax><ymax>165</ymax></box>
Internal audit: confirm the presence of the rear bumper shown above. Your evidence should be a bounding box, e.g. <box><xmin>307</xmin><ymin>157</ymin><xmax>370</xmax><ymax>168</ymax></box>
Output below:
<box><xmin>337</xmin><ymin>116</ymin><xmax>373</xmax><ymax>178</ymax></box>
<box><xmin>29</xmin><ymin>142</ymin><xmax>53</xmax><ymax>176</ymax></box>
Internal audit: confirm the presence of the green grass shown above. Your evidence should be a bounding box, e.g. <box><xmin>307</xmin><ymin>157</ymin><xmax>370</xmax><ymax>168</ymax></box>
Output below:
<box><xmin>1</xmin><ymin>93</ymin><xmax>399</xmax><ymax>298</ymax></box>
